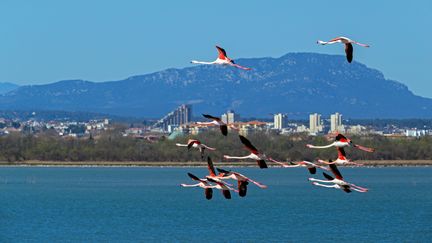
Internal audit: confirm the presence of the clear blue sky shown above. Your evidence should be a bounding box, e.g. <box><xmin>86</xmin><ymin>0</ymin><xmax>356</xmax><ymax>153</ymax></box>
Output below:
<box><xmin>1</xmin><ymin>0</ymin><xmax>431</xmax><ymax>97</ymax></box>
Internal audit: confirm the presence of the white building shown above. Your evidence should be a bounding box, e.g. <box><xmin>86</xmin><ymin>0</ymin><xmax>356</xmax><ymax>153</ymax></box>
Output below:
<box><xmin>406</xmin><ymin>129</ymin><xmax>427</xmax><ymax>137</ymax></box>
<box><xmin>348</xmin><ymin>125</ymin><xmax>366</xmax><ymax>134</ymax></box>
<box><xmin>309</xmin><ymin>113</ymin><xmax>322</xmax><ymax>134</ymax></box>
<box><xmin>221</xmin><ymin>110</ymin><xmax>239</xmax><ymax>124</ymax></box>
<box><xmin>330</xmin><ymin>112</ymin><xmax>343</xmax><ymax>133</ymax></box>
<box><xmin>273</xmin><ymin>113</ymin><xmax>288</xmax><ymax>130</ymax></box>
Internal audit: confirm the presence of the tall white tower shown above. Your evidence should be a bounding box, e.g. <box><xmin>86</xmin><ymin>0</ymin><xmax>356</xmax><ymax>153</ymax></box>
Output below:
<box><xmin>309</xmin><ymin>113</ymin><xmax>322</xmax><ymax>134</ymax></box>
<box><xmin>274</xmin><ymin>113</ymin><xmax>288</xmax><ymax>130</ymax></box>
<box><xmin>330</xmin><ymin>112</ymin><xmax>342</xmax><ymax>132</ymax></box>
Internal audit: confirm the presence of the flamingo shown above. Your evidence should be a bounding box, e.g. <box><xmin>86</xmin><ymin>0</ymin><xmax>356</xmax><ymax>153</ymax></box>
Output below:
<box><xmin>317</xmin><ymin>147</ymin><xmax>364</xmax><ymax>166</ymax></box>
<box><xmin>216</xmin><ymin>168</ymin><xmax>267</xmax><ymax>197</ymax></box>
<box><xmin>310</xmin><ymin>182</ymin><xmax>366</xmax><ymax>193</ymax></box>
<box><xmin>176</xmin><ymin>139</ymin><xmax>216</xmax><ymax>159</ymax></box>
<box><xmin>181</xmin><ymin>172</ymin><xmax>214</xmax><ymax>200</ymax></box>
<box><xmin>308</xmin><ymin>164</ymin><xmax>368</xmax><ymax>193</ymax></box>
<box><xmin>269</xmin><ymin>159</ymin><xmax>329</xmax><ymax>174</ymax></box>
<box><xmin>223</xmin><ymin>135</ymin><xmax>269</xmax><ymax>169</ymax></box>
<box><xmin>317</xmin><ymin>36</ymin><xmax>370</xmax><ymax>63</ymax></box>
<box><xmin>206</xmin><ymin>177</ymin><xmax>238</xmax><ymax>199</ymax></box>
<box><xmin>197</xmin><ymin>114</ymin><xmax>228</xmax><ymax>136</ymax></box>
<box><xmin>306</xmin><ymin>133</ymin><xmax>375</xmax><ymax>153</ymax></box>
<box><xmin>191</xmin><ymin>46</ymin><xmax>252</xmax><ymax>70</ymax></box>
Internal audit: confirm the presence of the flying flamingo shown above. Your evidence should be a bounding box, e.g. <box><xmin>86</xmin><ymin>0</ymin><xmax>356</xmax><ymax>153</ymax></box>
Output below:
<box><xmin>197</xmin><ymin>114</ymin><xmax>228</xmax><ymax>136</ymax></box>
<box><xmin>308</xmin><ymin>164</ymin><xmax>368</xmax><ymax>193</ymax></box>
<box><xmin>311</xmin><ymin>182</ymin><xmax>367</xmax><ymax>193</ymax></box>
<box><xmin>317</xmin><ymin>36</ymin><xmax>370</xmax><ymax>63</ymax></box>
<box><xmin>306</xmin><ymin>133</ymin><xmax>375</xmax><ymax>153</ymax></box>
<box><xmin>176</xmin><ymin>139</ymin><xmax>216</xmax><ymax>159</ymax></box>
<box><xmin>191</xmin><ymin>46</ymin><xmax>252</xmax><ymax>70</ymax></box>
<box><xmin>317</xmin><ymin>147</ymin><xmax>364</xmax><ymax>166</ymax></box>
<box><xmin>215</xmin><ymin>168</ymin><xmax>267</xmax><ymax>197</ymax></box>
<box><xmin>223</xmin><ymin>135</ymin><xmax>269</xmax><ymax>169</ymax></box>
<box><xmin>270</xmin><ymin>159</ymin><xmax>329</xmax><ymax>174</ymax></box>
<box><xmin>181</xmin><ymin>173</ymin><xmax>214</xmax><ymax>200</ymax></box>
<box><xmin>206</xmin><ymin>177</ymin><xmax>238</xmax><ymax>199</ymax></box>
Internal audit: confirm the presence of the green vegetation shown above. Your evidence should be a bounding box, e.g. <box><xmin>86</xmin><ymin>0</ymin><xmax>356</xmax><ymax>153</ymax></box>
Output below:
<box><xmin>0</xmin><ymin>129</ymin><xmax>431</xmax><ymax>162</ymax></box>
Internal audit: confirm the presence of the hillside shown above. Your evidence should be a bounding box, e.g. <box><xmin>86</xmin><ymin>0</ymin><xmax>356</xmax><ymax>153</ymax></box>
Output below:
<box><xmin>0</xmin><ymin>82</ymin><xmax>19</xmax><ymax>94</ymax></box>
<box><xmin>0</xmin><ymin>53</ymin><xmax>430</xmax><ymax>118</ymax></box>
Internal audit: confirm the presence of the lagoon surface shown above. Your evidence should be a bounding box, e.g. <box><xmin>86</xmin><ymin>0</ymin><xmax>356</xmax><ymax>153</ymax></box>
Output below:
<box><xmin>0</xmin><ymin>167</ymin><xmax>431</xmax><ymax>242</ymax></box>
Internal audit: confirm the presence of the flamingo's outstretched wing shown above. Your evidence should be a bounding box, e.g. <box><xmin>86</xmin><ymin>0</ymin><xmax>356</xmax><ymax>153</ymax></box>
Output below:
<box><xmin>216</xmin><ymin>46</ymin><xmax>228</xmax><ymax>60</ymax></box>
<box><xmin>239</xmin><ymin>135</ymin><xmax>267</xmax><ymax>168</ymax></box>
<box><xmin>344</xmin><ymin>43</ymin><xmax>353</xmax><ymax>63</ymax></box>
<box><xmin>207</xmin><ymin>157</ymin><xmax>216</xmax><ymax>176</ymax></box>
<box><xmin>187</xmin><ymin>173</ymin><xmax>206</xmax><ymax>183</ymax></box>
<box><xmin>238</xmin><ymin>180</ymin><xmax>248</xmax><ymax>197</ymax></box>
<box><xmin>337</xmin><ymin>147</ymin><xmax>347</xmax><ymax>159</ymax></box>
<box><xmin>202</xmin><ymin>114</ymin><xmax>221</xmax><ymax>122</ymax></box>
<box><xmin>257</xmin><ymin>160</ymin><xmax>268</xmax><ymax>169</ymax></box>
<box><xmin>323</xmin><ymin>172</ymin><xmax>334</xmax><ymax>181</ymax></box>
<box><xmin>349</xmin><ymin>183</ymin><xmax>369</xmax><ymax>192</ymax></box>
<box><xmin>222</xmin><ymin>189</ymin><xmax>232</xmax><ymax>199</ymax></box>
<box><xmin>205</xmin><ymin>188</ymin><xmax>213</xmax><ymax>199</ymax></box>
<box><xmin>353</xmin><ymin>144</ymin><xmax>375</xmax><ymax>153</ymax></box>
<box><xmin>329</xmin><ymin>164</ymin><xmax>344</xmax><ymax>180</ymax></box>
<box><xmin>220</xmin><ymin>124</ymin><xmax>228</xmax><ymax>136</ymax></box>
<box><xmin>246</xmin><ymin>177</ymin><xmax>267</xmax><ymax>189</ymax></box>
<box><xmin>202</xmin><ymin>144</ymin><xmax>216</xmax><ymax>151</ymax></box>
<box><xmin>354</xmin><ymin>41</ymin><xmax>370</xmax><ymax>48</ymax></box>
<box><xmin>227</xmin><ymin>171</ymin><xmax>267</xmax><ymax>189</ymax></box>
<box><xmin>307</xmin><ymin>166</ymin><xmax>317</xmax><ymax>174</ymax></box>
<box><xmin>341</xmin><ymin>185</ymin><xmax>352</xmax><ymax>193</ymax></box>
<box><xmin>239</xmin><ymin>135</ymin><xmax>259</xmax><ymax>154</ymax></box>
<box><xmin>230</xmin><ymin>63</ymin><xmax>252</xmax><ymax>70</ymax></box>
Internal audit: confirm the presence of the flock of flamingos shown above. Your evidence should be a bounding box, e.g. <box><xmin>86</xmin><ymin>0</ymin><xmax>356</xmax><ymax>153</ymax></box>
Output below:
<box><xmin>178</xmin><ymin>36</ymin><xmax>373</xmax><ymax>199</ymax></box>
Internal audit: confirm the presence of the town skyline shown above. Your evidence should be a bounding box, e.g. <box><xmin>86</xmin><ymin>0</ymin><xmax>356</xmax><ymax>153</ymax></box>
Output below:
<box><xmin>2</xmin><ymin>104</ymin><xmax>430</xmax><ymax>140</ymax></box>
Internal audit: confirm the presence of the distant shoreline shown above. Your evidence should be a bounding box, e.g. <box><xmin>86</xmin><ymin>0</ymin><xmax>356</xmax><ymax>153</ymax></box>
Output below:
<box><xmin>0</xmin><ymin>160</ymin><xmax>431</xmax><ymax>167</ymax></box>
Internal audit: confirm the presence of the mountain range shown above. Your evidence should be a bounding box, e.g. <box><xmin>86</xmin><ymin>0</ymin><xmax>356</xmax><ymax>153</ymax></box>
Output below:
<box><xmin>0</xmin><ymin>82</ymin><xmax>19</xmax><ymax>94</ymax></box>
<box><xmin>0</xmin><ymin>52</ymin><xmax>431</xmax><ymax>119</ymax></box>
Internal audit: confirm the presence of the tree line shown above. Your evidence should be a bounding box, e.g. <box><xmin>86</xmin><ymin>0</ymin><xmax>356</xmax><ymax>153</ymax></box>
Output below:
<box><xmin>0</xmin><ymin>129</ymin><xmax>431</xmax><ymax>162</ymax></box>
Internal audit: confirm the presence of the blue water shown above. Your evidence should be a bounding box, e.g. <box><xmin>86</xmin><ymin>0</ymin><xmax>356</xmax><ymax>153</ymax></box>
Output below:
<box><xmin>0</xmin><ymin>167</ymin><xmax>431</xmax><ymax>242</ymax></box>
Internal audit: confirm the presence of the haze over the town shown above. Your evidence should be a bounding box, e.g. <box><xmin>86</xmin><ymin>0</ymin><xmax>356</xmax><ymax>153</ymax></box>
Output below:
<box><xmin>1</xmin><ymin>0</ymin><xmax>431</xmax><ymax>97</ymax></box>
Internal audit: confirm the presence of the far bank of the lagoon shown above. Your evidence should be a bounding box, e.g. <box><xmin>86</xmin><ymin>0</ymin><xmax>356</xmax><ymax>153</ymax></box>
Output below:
<box><xmin>0</xmin><ymin>160</ymin><xmax>431</xmax><ymax>167</ymax></box>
